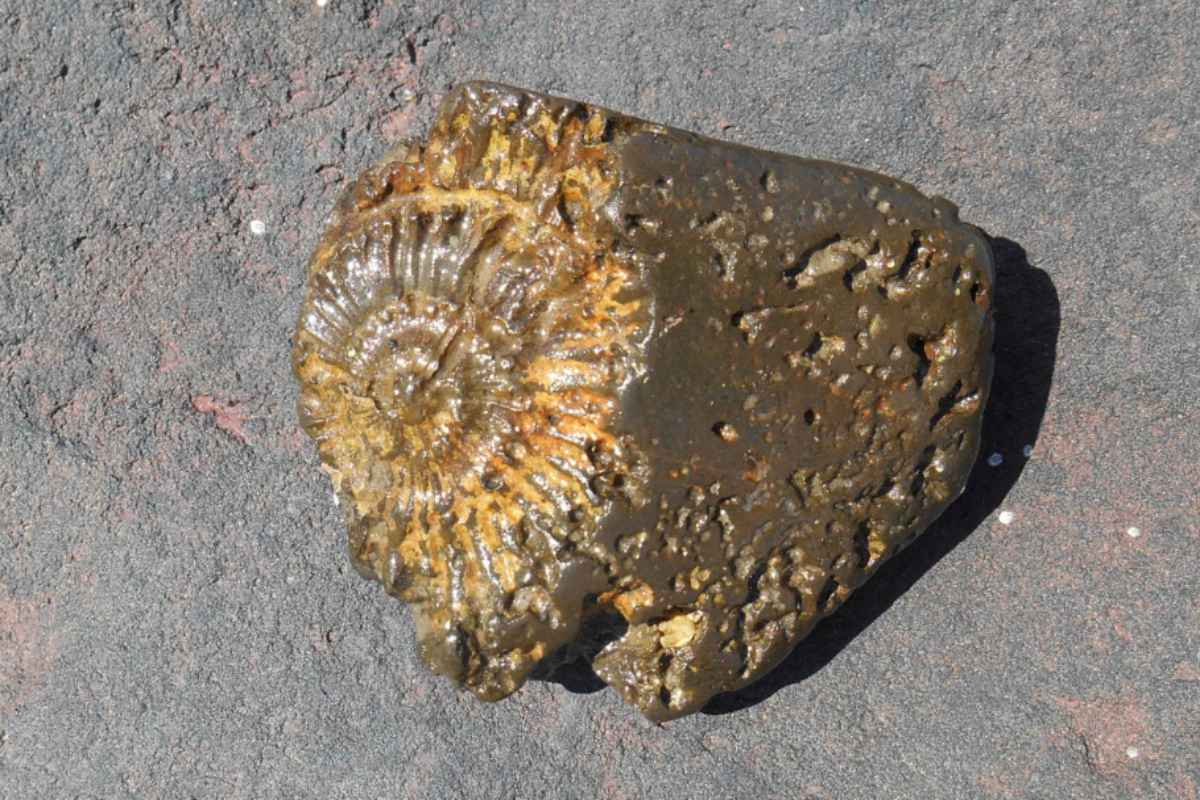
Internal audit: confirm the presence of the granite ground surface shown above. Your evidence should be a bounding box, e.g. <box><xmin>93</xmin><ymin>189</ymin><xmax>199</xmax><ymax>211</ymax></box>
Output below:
<box><xmin>1</xmin><ymin>2</ymin><xmax>1197</xmax><ymax>798</ymax></box>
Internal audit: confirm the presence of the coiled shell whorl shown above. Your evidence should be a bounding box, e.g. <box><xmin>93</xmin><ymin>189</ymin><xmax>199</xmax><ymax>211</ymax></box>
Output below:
<box><xmin>294</xmin><ymin>88</ymin><xmax>651</xmax><ymax>698</ymax></box>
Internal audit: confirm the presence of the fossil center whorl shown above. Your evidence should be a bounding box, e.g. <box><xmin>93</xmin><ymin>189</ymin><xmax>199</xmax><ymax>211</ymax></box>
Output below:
<box><xmin>344</xmin><ymin>294</ymin><xmax>517</xmax><ymax>469</ymax></box>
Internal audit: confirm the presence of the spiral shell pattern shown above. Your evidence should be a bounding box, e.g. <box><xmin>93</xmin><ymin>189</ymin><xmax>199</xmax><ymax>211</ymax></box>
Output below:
<box><xmin>293</xmin><ymin>92</ymin><xmax>650</xmax><ymax>697</ymax></box>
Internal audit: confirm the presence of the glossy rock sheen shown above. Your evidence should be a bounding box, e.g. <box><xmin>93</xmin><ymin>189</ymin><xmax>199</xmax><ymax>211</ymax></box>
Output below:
<box><xmin>292</xmin><ymin>82</ymin><xmax>995</xmax><ymax>720</ymax></box>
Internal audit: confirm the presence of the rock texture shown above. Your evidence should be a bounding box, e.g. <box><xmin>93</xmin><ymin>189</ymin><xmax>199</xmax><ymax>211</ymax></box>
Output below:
<box><xmin>295</xmin><ymin>83</ymin><xmax>994</xmax><ymax>719</ymax></box>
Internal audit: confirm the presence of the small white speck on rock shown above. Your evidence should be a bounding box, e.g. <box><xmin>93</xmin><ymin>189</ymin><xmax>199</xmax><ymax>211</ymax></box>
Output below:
<box><xmin>249</xmin><ymin>219</ymin><xmax>267</xmax><ymax>236</ymax></box>
<box><xmin>316</xmin><ymin>0</ymin><xmax>329</xmax><ymax>7</ymax></box>
<box><xmin>998</xmin><ymin>510</ymin><xmax>1015</xmax><ymax>525</ymax></box>
<box><xmin>1126</xmin><ymin>745</ymin><xmax>1140</xmax><ymax>759</ymax></box>
<box><xmin>987</xmin><ymin>452</ymin><xmax>1004</xmax><ymax>467</ymax></box>
<box><xmin>1126</xmin><ymin>526</ymin><xmax>1141</xmax><ymax>539</ymax></box>
<box><xmin>1022</xmin><ymin>444</ymin><xmax>1034</xmax><ymax>457</ymax></box>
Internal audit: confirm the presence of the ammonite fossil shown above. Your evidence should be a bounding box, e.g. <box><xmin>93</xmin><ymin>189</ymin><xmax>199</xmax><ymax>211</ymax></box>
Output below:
<box><xmin>293</xmin><ymin>82</ymin><xmax>994</xmax><ymax>720</ymax></box>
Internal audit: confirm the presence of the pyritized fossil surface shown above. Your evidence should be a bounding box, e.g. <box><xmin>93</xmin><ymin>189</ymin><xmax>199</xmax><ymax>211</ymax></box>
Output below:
<box><xmin>292</xmin><ymin>81</ymin><xmax>994</xmax><ymax>720</ymax></box>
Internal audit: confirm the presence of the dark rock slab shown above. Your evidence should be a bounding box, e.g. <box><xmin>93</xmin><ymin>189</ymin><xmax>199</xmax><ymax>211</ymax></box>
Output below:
<box><xmin>294</xmin><ymin>82</ymin><xmax>995</xmax><ymax>719</ymax></box>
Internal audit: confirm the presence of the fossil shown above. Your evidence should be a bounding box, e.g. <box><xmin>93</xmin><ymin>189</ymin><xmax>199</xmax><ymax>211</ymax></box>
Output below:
<box><xmin>293</xmin><ymin>82</ymin><xmax>994</xmax><ymax>720</ymax></box>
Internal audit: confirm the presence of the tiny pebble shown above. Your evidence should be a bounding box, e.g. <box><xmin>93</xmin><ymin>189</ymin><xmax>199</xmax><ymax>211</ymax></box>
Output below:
<box><xmin>1022</xmin><ymin>444</ymin><xmax>1034</xmax><ymax>457</ymax></box>
<box><xmin>998</xmin><ymin>510</ymin><xmax>1015</xmax><ymax>525</ymax></box>
<box><xmin>1126</xmin><ymin>526</ymin><xmax>1141</xmax><ymax>538</ymax></box>
<box><xmin>249</xmin><ymin>219</ymin><xmax>267</xmax><ymax>236</ymax></box>
<box><xmin>316</xmin><ymin>0</ymin><xmax>328</xmax><ymax>7</ymax></box>
<box><xmin>714</xmin><ymin>422</ymin><xmax>739</xmax><ymax>443</ymax></box>
<box><xmin>987</xmin><ymin>452</ymin><xmax>1004</xmax><ymax>467</ymax></box>
<box><xmin>1126</xmin><ymin>746</ymin><xmax>1139</xmax><ymax>759</ymax></box>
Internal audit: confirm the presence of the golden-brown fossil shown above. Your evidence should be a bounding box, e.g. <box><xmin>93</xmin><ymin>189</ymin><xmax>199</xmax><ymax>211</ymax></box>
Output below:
<box><xmin>293</xmin><ymin>82</ymin><xmax>994</xmax><ymax>719</ymax></box>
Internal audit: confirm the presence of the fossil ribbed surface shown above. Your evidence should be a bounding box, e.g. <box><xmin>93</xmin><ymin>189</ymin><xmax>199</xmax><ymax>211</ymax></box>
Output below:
<box><xmin>293</xmin><ymin>81</ymin><xmax>995</xmax><ymax>720</ymax></box>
